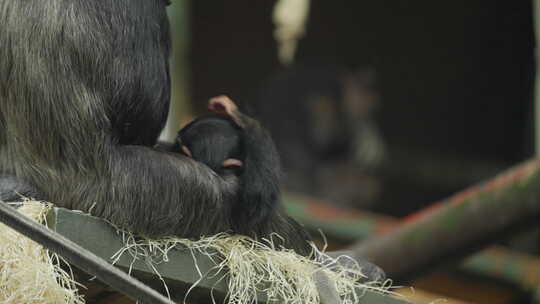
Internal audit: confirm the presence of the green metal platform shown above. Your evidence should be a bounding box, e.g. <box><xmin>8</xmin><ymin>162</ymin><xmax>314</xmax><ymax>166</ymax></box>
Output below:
<box><xmin>46</xmin><ymin>207</ymin><xmax>410</xmax><ymax>303</ymax></box>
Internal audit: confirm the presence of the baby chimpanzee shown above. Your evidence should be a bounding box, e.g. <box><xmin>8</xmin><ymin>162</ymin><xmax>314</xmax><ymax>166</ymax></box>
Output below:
<box><xmin>178</xmin><ymin>114</ymin><xmax>243</xmax><ymax>175</ymax></box>
<box><xmin>177</xmin><ymin>96</ymin><xmax>313</xmax><ymax>255</ymax></box>
<box><xmin>174</xmin><ymin>97</ymin><xmax>386</xmax><ymax>281</ymax></box>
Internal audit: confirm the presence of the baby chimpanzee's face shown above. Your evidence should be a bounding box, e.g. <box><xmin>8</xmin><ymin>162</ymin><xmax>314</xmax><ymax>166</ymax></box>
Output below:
<box><xmin>178</xmin><ymin>116</ymin><xmax>244</xmax><ymax>174</ymax></box>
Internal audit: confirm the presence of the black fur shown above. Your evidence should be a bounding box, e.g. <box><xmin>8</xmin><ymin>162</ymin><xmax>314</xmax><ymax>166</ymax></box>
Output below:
<box><xmin>179</xmin><ymin>116</ymin><xmax>243</xmax><ymax>174</ymax></box>
<box><xmin>0</xmin><ymin>176</ymin><xmax>42</xmax><ymax>202</ymax></box>
<box><xmin>0</xmin><ymin>0</ymin><xmax>238</xmax><ymax>238</ymax></box>
<box><xmin>0</xmin><ymin>0</ymin><xmax>311</xmax><ymax>255</ymax></box>
<box><xmin>178</xmin><ymin>114</ymin><xmax>313</xmax><ymax>255</ymax></box>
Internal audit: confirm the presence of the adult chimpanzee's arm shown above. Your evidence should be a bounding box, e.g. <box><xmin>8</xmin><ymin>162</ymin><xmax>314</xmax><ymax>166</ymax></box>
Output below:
<box><xmin>0</xmin><ymin>0</ymin><xmax>241</xmax><ymax>239</ymax></box>
<box><xmin>1</xmin><ymin>147</ymin><xmax>238</xmax><ymax>239</ymax></box>
<box><xmin>61</xmin><ymin>146</ymin><xmax>238</xmax><ymax>239</ymax></box>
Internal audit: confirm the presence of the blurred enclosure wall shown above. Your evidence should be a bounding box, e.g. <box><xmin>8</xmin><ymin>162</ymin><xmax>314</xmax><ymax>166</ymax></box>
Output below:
<box><xmin>184</xmin><ymin>0</ymin><xmax>534</xmax><ymax>216</ymax></box>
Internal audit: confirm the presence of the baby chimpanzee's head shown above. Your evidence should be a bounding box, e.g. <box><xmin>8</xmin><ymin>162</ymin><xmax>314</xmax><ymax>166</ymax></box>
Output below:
<box><xmin>178</xmin><ymin>116</ymin><xmax>244</xmax><ymax>174</ymax></box>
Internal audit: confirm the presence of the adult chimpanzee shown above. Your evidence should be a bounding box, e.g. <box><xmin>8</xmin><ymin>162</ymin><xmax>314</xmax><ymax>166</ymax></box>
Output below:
<box><xmin>0</xmin><ymin>0</ymin><xmax>237</xmax><ymax>239</ymax></box>
<box><xmin>177</xmin><ymin>96</ymin><xmax>312</xmax><ymax>255</ymax></box>
<box><xmin>0</xmin><ymin>0</ymin><xmax>386</xmax><ymax>284</ymax></box>
<box><xmin>0</xmin><ymin>0</ymin><xmax>313</xmax><ymax>254</ymax></box>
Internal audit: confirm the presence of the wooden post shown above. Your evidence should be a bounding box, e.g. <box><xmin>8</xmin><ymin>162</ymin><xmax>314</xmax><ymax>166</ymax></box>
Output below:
<box><xmin>160</xmin><ymin>0</ymin><xmax>192</xmax><ymax>143</ymax></box>
<box><xmin>534</xmin><ymin>0</ymin><xmax>540</xmax><ymax>155</ymax></box>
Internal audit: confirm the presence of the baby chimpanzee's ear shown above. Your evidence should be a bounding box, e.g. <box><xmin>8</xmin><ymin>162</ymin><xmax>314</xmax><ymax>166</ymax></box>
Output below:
<box><xmin>222</xmin><ymin>158</ymin><xmax>243</xmax><ymax>168</ymax></box>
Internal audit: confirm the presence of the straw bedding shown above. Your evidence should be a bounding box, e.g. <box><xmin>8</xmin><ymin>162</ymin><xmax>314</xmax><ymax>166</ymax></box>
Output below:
<box><xmin>0</xmin><ymin>201</ymin><xmax>391</xmax><ymax>304</ymax></box>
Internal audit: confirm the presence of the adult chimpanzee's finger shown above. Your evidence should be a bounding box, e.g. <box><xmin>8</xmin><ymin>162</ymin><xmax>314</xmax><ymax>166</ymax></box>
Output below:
<box><xmin>222</xmin><ymin>158</ymin><xmax>243</xmax><ymax>168</ymax></box>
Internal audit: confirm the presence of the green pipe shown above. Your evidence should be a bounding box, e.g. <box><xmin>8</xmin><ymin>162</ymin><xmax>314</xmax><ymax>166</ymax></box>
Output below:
<box><xmin>348</xmin><ymin>158</ymin><xmax>540</xmax><ymax>280</ymax></box>
<box><xmin>283</xmin><ymin>193</ymin><xmax>394</xmax><ymax>240</ymax></box>
<box><xmin>282</xmin><ymin>164</ymin><xmax>540</xmax><ymax>289</ymax></box>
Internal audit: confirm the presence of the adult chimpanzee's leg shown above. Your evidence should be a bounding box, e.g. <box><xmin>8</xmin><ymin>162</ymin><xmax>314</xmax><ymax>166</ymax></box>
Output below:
<box><xmin>69</xmin><ymin>146</ymin><xmax>237</xmax><ymax>238</ymax></box>
<box><xmin>0</xmin><ymin>0</ymin><xmax>237</xmax><ymax>238</ymax></box>
<box><xmin>0</xmin><ymin>176</ymin><xmax>43</xmax><ymax>202</ymax></box>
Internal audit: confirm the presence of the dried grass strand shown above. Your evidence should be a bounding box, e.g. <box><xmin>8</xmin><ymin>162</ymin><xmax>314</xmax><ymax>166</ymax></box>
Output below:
<box><xmin>112</xmin><ymin>230</ymin><xmax>396</xmax><ymax>304</ymax></box>
<box><xmin>0</xmin><ymin>201</ymin><xmax>84</xmax><ymax>304</ymax></box>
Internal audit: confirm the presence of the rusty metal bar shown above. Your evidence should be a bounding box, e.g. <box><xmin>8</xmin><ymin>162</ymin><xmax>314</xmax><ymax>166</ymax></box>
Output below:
<box><xmin>462</xmin><ymin>246</ymin><xmax>540</xmax><ymax>290</ymax></box>
<box><xmin>283</xmin><ymin>193</ymin><xmax>395</xmax><ymax>240</ymax></box>
<box><xmin>284</xmin><ymin>194</ymin><xmax>540</xmax><ymax>288</ymax></box>
<box><xmin>347</xmin><ymin>158</ymin><xmax>540</xmax><ymax>280</ymax></box>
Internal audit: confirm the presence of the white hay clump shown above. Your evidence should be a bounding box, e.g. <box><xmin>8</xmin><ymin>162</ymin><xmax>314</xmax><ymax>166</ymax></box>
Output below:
<box><xmin>113</xmin><ymin>231</ymin><xmax>394</xmax><ymax>304</ymax></box>
<box><xmin>0</xmin><ymin>201</ymin><xmax>84</xmax><ymax>304</ymax></box>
